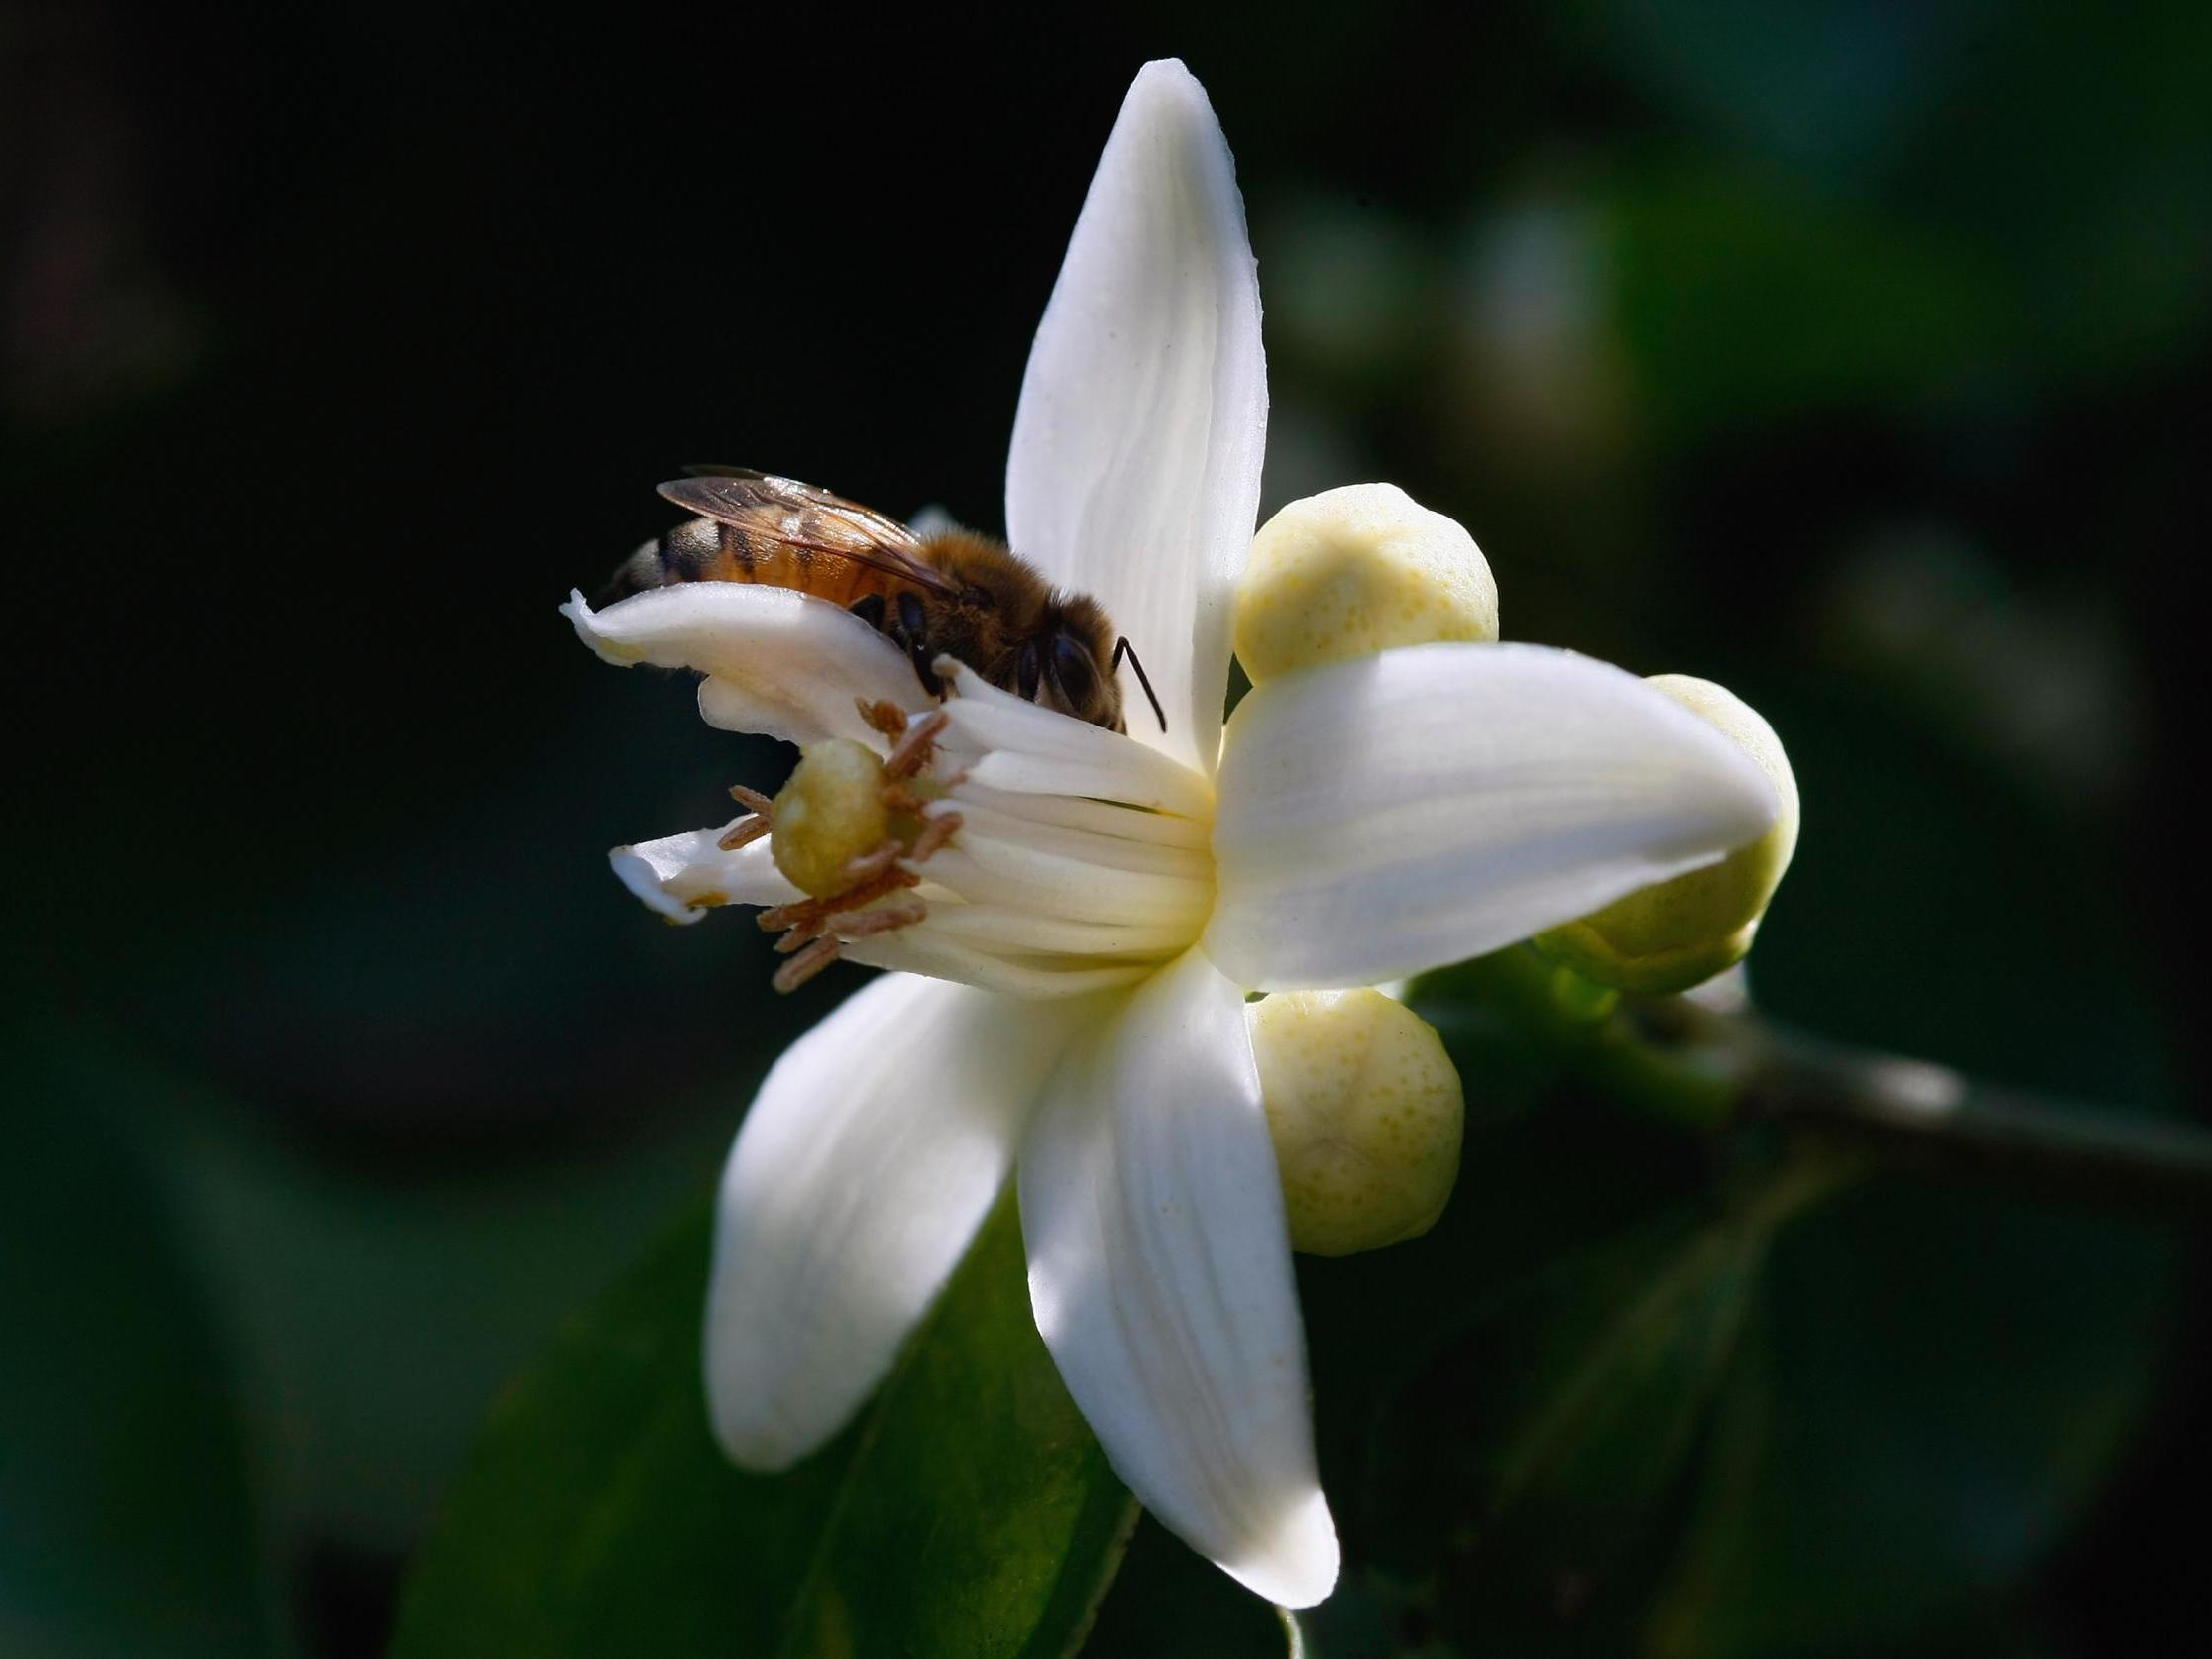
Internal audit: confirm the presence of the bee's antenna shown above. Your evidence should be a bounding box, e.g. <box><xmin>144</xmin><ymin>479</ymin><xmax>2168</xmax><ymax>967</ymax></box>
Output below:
<box><xmin>1112</xmin><ymin>637</ymin><xmax>1168</xmax><ymax>733</ymax></box>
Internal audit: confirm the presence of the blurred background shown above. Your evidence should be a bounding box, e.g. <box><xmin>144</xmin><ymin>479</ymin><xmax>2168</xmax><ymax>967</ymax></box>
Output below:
<box><xmin>5</xmin><ymin>3</ymin><xmax>2207</xmax><ymax>1655</ymax></box>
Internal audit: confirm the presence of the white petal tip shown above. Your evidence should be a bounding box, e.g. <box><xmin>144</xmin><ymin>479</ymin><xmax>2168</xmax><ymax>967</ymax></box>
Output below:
<box><xmin>1131</xmin><ymin>56</ymin><xmax>1200</xmax><ymax>92</ymax></box>
<box><xmin>1219</xmin><ymin>1489</ymin><xmax>1341</xmax><ymax>1609</ymax></box>
<box><xmin>609</xmin><ymin>845</ymin><xmax>709</xmax><ymax>923</ymax></box>
<box><xmin>705</xmin><ymin>1406</ymin><xmax>811</xmax><ymax>1476</ymax></box>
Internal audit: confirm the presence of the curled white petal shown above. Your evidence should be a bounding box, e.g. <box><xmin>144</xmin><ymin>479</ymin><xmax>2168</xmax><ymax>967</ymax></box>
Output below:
<box><xmin>1004</xmin><ymin>58</ymin><xmax>1266</xmax><ymax>778</ymax></box>
<box><xmin>705</xmin><ymin>974</ymin><xmax>1108</xmax><ymax>1469</ymax></box>
<box><xmin>1206</xmin><ymin>642</ymin><xmax>1782</xmax><ymax>989</ymax></box>
<box><xmin>1019</xmin><ymin>948</ymin><xmax>1339</xmax><ymax>1609</ymax></box>
<box><xmin>610</xmin><ymin>823</ymin><xmax>796</xmax><ymax>923</ymax></box>
<box><xmin>563</xmin><ymin>585</ymin><xmax>922</xmax><ymax>747</ymax></box>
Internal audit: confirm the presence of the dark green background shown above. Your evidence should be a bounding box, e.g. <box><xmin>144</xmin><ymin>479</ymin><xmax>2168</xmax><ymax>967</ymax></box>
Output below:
<box><xmin>6</xmin><ymin>3</ymin><xmax>2206</xmax><ymax>1654</ymax></box>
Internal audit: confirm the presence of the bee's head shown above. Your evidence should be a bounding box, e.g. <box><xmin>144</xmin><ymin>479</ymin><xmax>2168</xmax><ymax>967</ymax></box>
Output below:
<box><xmin>1016</xmin><ymin>597</ymin><xmax>1126</xmax><ymax>731</ymax></box>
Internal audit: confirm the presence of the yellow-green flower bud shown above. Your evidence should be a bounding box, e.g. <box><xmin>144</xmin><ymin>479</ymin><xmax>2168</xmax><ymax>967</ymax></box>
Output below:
<box><xmin>1248</xmin><ymin>989</ymin><xmax>1464</xmax><ymax>1257</ymax></box>
<box><xmin>1234</xmin><ymin>483</ymin><xmax>1499</xmax><ymax>682</ymax></box>
<box><xmin>1534</xmin><ymin>675</ymin><xmax>1799</xmax><ymax>994</ymax></box>
<box><xmin>770</xmin><ymin>738</ymin><xmax>891</xmax><ymax>898</ymax></box>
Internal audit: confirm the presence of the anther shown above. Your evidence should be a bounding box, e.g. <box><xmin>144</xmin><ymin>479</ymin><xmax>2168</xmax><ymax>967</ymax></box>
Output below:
<box><xmin>758</xmin><ymin>864</ymin><xmax>920</xmax><ymax>935</ymax></box>
<box><xmin>718</xmin><ymin>815</ymin><xmax>773</xmax><ymax>852</ymax></box>
<box><xmin>832</xmin><ymin>899</ymin><xmax>928</xmax><ymax>938</ymax></box>
<box><xmin>772</xmin><ymin>936</ymin><xmax>844</xmax><ymax>993</ymax></box>
<box><xmin>728</xmin><ymin>784</ymin><xmax>776</xmax><ymax>817</ymax></box>
<box><xmin>753</xmin><ymin>705</ymin><xmax>964</xmax><ymax>994</ymax></box>
<box><xmin>909</xmin><ymin>810</ymin><xmax>962</xmax><ymax>862</ymax></box>
<box><xmin>857</xmin><ymin>699</ymin><xmax>909</xmax><ymax>740</ymax></box>
<box><xmin>886</xmin><ymin>710</ymin><xmax>949</xmax><ymax>779</ymax></box>
<box><xmin>842</xmin><ymin>840</ymin><xmax>904</xmax><ymax>883</ymax></box>
<box><xmin>772</xmin><ymin>922</ymin><xmax>826</xmax><ymax>954</ymax></box>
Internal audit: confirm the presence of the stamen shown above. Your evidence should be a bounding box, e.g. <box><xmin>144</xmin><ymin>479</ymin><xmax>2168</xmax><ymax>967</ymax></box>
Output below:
<box><xmin>909</xmin><ymin>810</ymin><xmax>963</xmax><ymax>862</ymax></box>
<box><xmin>841</xmin><ymin>840</ymin><xmax>904</xmax><ymax>883</ymax></box>
<box><xmin>761</xmin><ymin>862</ymin><xmax>924</xmax><ymax>941</ymax></box>
<box><xmin>728</xmin><ymin>784</ymin><xmax>777</xmax><ymax>817</ymax></box>
<box><xmin>751</xmin><ymin>702</ymin><xmax>978</xmax><ymax>993</ymax></box>
<box><xmin>886</xmin><ymin>710</ymin><xmax>950</xmax><ymax>779</ymax></box>
<box><xmin>772</xmin><ymin>936</ymin><xmax>844</xmax><ymax>993</ymax></box>
<box><xmin>857</xmin><ymin>698</ymin><xmax>909</xmax><ymax>740</ymax></box>
<box><xmin>717</xmin><ymin>815</ymin><xmax>772</xmax><ymax>851</ymax></box>
<box><xmin>834</xmin><ymin>898</ymin><xmax>928</xmax><ymax>937</ymax></box>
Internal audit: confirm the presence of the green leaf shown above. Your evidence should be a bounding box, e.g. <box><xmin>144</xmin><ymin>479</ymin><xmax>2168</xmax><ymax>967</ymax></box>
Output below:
<box><xmin>1606</xmin><ymin>161</ymin><xmax>2017</xmax><ymax>443</ymax></box>
<box><xmin>1646</xmin><ymin>1180</ymin><xmax>2179</xmax><ymax>1658</ymax></box>
<box><xmin>0</xmin><ymin>1043</ymin><xmax>277</xmax><ymax>1659</ymax></box>
<box><xmin>1359</xmin><ymin>1175</ymin><xmax>1795</xmax><ymax>1640</ymax></box>
<box><xmin>391</xmin><ymin>1190</ymin><xmax>1135</xmax><ymax>1659</ymax></box>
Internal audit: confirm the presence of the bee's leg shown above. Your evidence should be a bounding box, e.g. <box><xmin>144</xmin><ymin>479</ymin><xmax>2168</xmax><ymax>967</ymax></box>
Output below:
<box><xmin>894</xmin><ymin>591</ymin><xmax>942</xmax><ymax>698</ymax></box>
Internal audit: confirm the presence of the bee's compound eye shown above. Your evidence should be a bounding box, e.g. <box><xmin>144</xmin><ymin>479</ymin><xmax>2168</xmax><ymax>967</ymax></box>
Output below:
<box><xmin>1050</xmin><ymin>634</ymin><xmax>1100</xmax><ymax>712</ymax></box>
<box><xmin>1016</xmin><ymin>640</ymin><xmax>1043</xmax><ymax>702</ymax></box>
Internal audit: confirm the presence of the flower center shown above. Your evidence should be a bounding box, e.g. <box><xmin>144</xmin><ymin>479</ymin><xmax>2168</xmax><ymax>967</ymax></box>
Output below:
<box><xmin>732</xmin><ymin>702</ymin><xmax>965</xmax><ymax>992</ymax></box>
<box><xmin>734</xmin><ymin>673</ymin><xmax>1220</xmax><ymax>1001</ymax></box>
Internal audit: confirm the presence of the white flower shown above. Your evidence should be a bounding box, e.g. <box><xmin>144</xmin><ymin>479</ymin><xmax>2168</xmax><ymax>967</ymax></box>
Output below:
<box><xmin>564</xmin><ymin>60</ymin><xmax>1777</xmax><ymax>1609</ymax></box>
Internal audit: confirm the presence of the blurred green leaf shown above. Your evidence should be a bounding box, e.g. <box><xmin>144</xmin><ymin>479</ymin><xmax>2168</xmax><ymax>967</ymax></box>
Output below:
<box><xmin>0</xmin><ymin>1041</ymin><xmax>278</xmax><ymax>1659</ymax></box>
<box><xmin>1574</xmin><ymin>0</ymin><xmax>1989</xmax><ymax>176</ymax></box>
<box><xmin>1606</xmin><ymin>161</ymin><xmax>2015</xmax><ymax>441</ymax></box>
<box><xmin>1365</xmin><ymin>906</ymin><xmax>2181</xmax><ymax>1656</ymax></box>
<box><xmin>1080</xmin><ymin>1515</ymin><xmax>1287</xmax><ymax>1659</ymax></box>
<box><xmin>1647</xmin><ymin>1181</ymin><xmax>2178</xmax><ymax>1658</ymax></box>
<box><xmin>1358</xmin><ymin>1170</ymin><xmax>1801</xmax><ymax>1644</ymax></box>
<box><xmin>391</xmin><ymin>1192</ymin><xmax>1134</xmax><ymax>1659</ymax></box>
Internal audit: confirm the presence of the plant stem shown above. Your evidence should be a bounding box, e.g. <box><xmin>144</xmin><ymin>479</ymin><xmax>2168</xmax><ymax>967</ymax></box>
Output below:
<box><xmin>1416</xmin><ymin>948</ymin><xmax>2212</xmax><ymax>1214</ymax></box>
<box><xmin>1737</xmin><ymin>1022</ymin><xmax>2212</xmax><ymax>1215</ymax></box>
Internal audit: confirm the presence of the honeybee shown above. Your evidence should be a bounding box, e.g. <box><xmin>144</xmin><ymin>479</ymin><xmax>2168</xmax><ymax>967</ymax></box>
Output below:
<box><xmin>601</xmin><ymin>469</ymin><xmax>1164</xmax><ymax>733</ymax></box>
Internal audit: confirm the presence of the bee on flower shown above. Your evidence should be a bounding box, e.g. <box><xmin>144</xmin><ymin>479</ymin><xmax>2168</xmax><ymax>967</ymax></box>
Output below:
<box><xmin>566</xmin><ymin>60</ymin><xmax>1780</xmax><ymax>1608</ymax></box>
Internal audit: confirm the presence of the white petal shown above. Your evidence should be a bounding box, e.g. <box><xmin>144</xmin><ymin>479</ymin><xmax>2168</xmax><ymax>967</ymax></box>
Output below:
<box><xmin>706</xmin><ymin>974</ymin><xmax>1107</xmax><ymax>1469</ymax></box>
<box><xmin>610</xmin><ymin>822</ymin><xmax>797</xmax><ymax>923</ymax></box>
<box><xmin>563</xmin><ymin>585</ymin><xmax>920</xmax><ymax>747</ymax></box>
<box><xmin>1206</xmin><ymin>642</ymin><xmax>1782</xmax><ymax>989</ymax></box>
<box><xmin>1019</xmin><ymin>949</ymin><xmax>1338</xmax><ymax>1608</ymax></box>
<box><xmin>950</xmin><ymin>780</ymin><xmax>1216</xmax><ymax>849</ymax></box>
<box><xmin>842</xmin><ymin>932</ymin><xmax>1154</xmax><ymax>1000</ymax></box>
<box><xmin>1004</xmin><ymin>60</ymin><xmax>1265</xmax><ymax>779</ymax></box>
<box><xmin>936</xmin><ymin>662</ymin><xmax>1216</xmax><ymax>821</ymax></box>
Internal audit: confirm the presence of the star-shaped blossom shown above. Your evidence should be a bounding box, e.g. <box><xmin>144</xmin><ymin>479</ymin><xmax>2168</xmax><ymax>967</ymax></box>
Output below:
<box><xmin>565</xmin><ymin>60</ymin><xmax>1776</xmax><ymax>1608</ymax></box>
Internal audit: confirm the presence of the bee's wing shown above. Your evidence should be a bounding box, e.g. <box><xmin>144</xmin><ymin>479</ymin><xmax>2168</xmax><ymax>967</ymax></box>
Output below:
<box><xmin>658</xmin><ymin>473</ymin><xmax>960</xmax><ymax>596</ymax></box>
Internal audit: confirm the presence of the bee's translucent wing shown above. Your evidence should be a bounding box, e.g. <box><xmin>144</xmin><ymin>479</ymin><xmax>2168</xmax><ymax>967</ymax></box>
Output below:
<box><xmin>657</xmin><ymin>474</ymin><xmax>960</xmax><ymax>596</ymax></box>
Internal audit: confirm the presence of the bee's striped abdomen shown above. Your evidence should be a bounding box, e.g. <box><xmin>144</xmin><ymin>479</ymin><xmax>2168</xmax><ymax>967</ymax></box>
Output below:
<box><xmin>596</xmin><ymin>516</ymin><xmax>890</xmax><ymax>610</ymax></box>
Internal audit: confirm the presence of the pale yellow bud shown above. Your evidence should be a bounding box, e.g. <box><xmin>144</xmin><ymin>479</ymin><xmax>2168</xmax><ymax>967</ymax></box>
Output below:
<box><xmin>1248</xmin><ymin>989</ymin><xmax>1464</xmax><ymax>1257</ymax></box>
<box><xmin>770</xmin><ymin>739</ymin><xmax>891</xmax><ymax>898</ymax></box>
<box><xmin>1534</xmin><ymin>675</ymin><xmax>1799</xmax><ymax>994</ymax></box>
<box><xmin>1235</xmin><ymin>484</ymin><xmax>1499</xmax><ymax>682</ymax></box>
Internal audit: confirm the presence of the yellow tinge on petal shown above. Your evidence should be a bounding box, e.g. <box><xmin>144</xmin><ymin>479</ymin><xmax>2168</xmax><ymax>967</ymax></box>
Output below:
<box><xmin>1234</xmin><ymin>484</ymin><xmax>1499</xmax><ymax>682</ymax></box>
<box><xmin>1534</xmin><ymin>675</ymin><xmax>1800</xmax><ymax>994</ymax></box>
<box><xmin>1248</xmin><ymin>989</ymin><xmax>1464</xmax><ymax>1257</ymax></box>
<box><xmin>770</xmin><ymin>739</ymin><xmax>894</xmax><ymax>899</ymax></box>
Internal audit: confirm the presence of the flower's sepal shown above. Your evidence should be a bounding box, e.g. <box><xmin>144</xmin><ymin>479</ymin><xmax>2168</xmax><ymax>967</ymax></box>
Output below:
<box><xmin>1233</xmin><ymin>484</ymin><xmax>1498</xmax><ymax>682</ymax></box>
<box><xmin>1247</xmin><ymin>988</ymin><xmax>1464</xmax><ymax>1257</ymax></box>
<box><xmin>771</xmin><ymin>739</ymin><xmax>892</xmax><ymax>898</ymax></box>
<box><xmin>1534</xmin><ymin>675</ymin><xmax>1799</xmax><ymax>994</ymax></box>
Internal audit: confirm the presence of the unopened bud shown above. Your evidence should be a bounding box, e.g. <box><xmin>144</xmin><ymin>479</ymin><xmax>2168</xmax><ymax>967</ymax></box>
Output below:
<box><xmin>1235</xmin><ymin>484</ymin><xmax>1499</xmax><ymax>682</ymax></box>
<box><xmin>1249</xmin><ymin>989</ymin><xmax>1464</xmax><ymax>1257</ymax></box>
<box><xmin>770</xmin><ymin>739</ymin><xmax>891</xmax><ymax>898</ymax></box>
<box><xmin>1534</xmin><ymin>675</ymin><xmax>1799</xmax><ymax>994</ymax></box>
